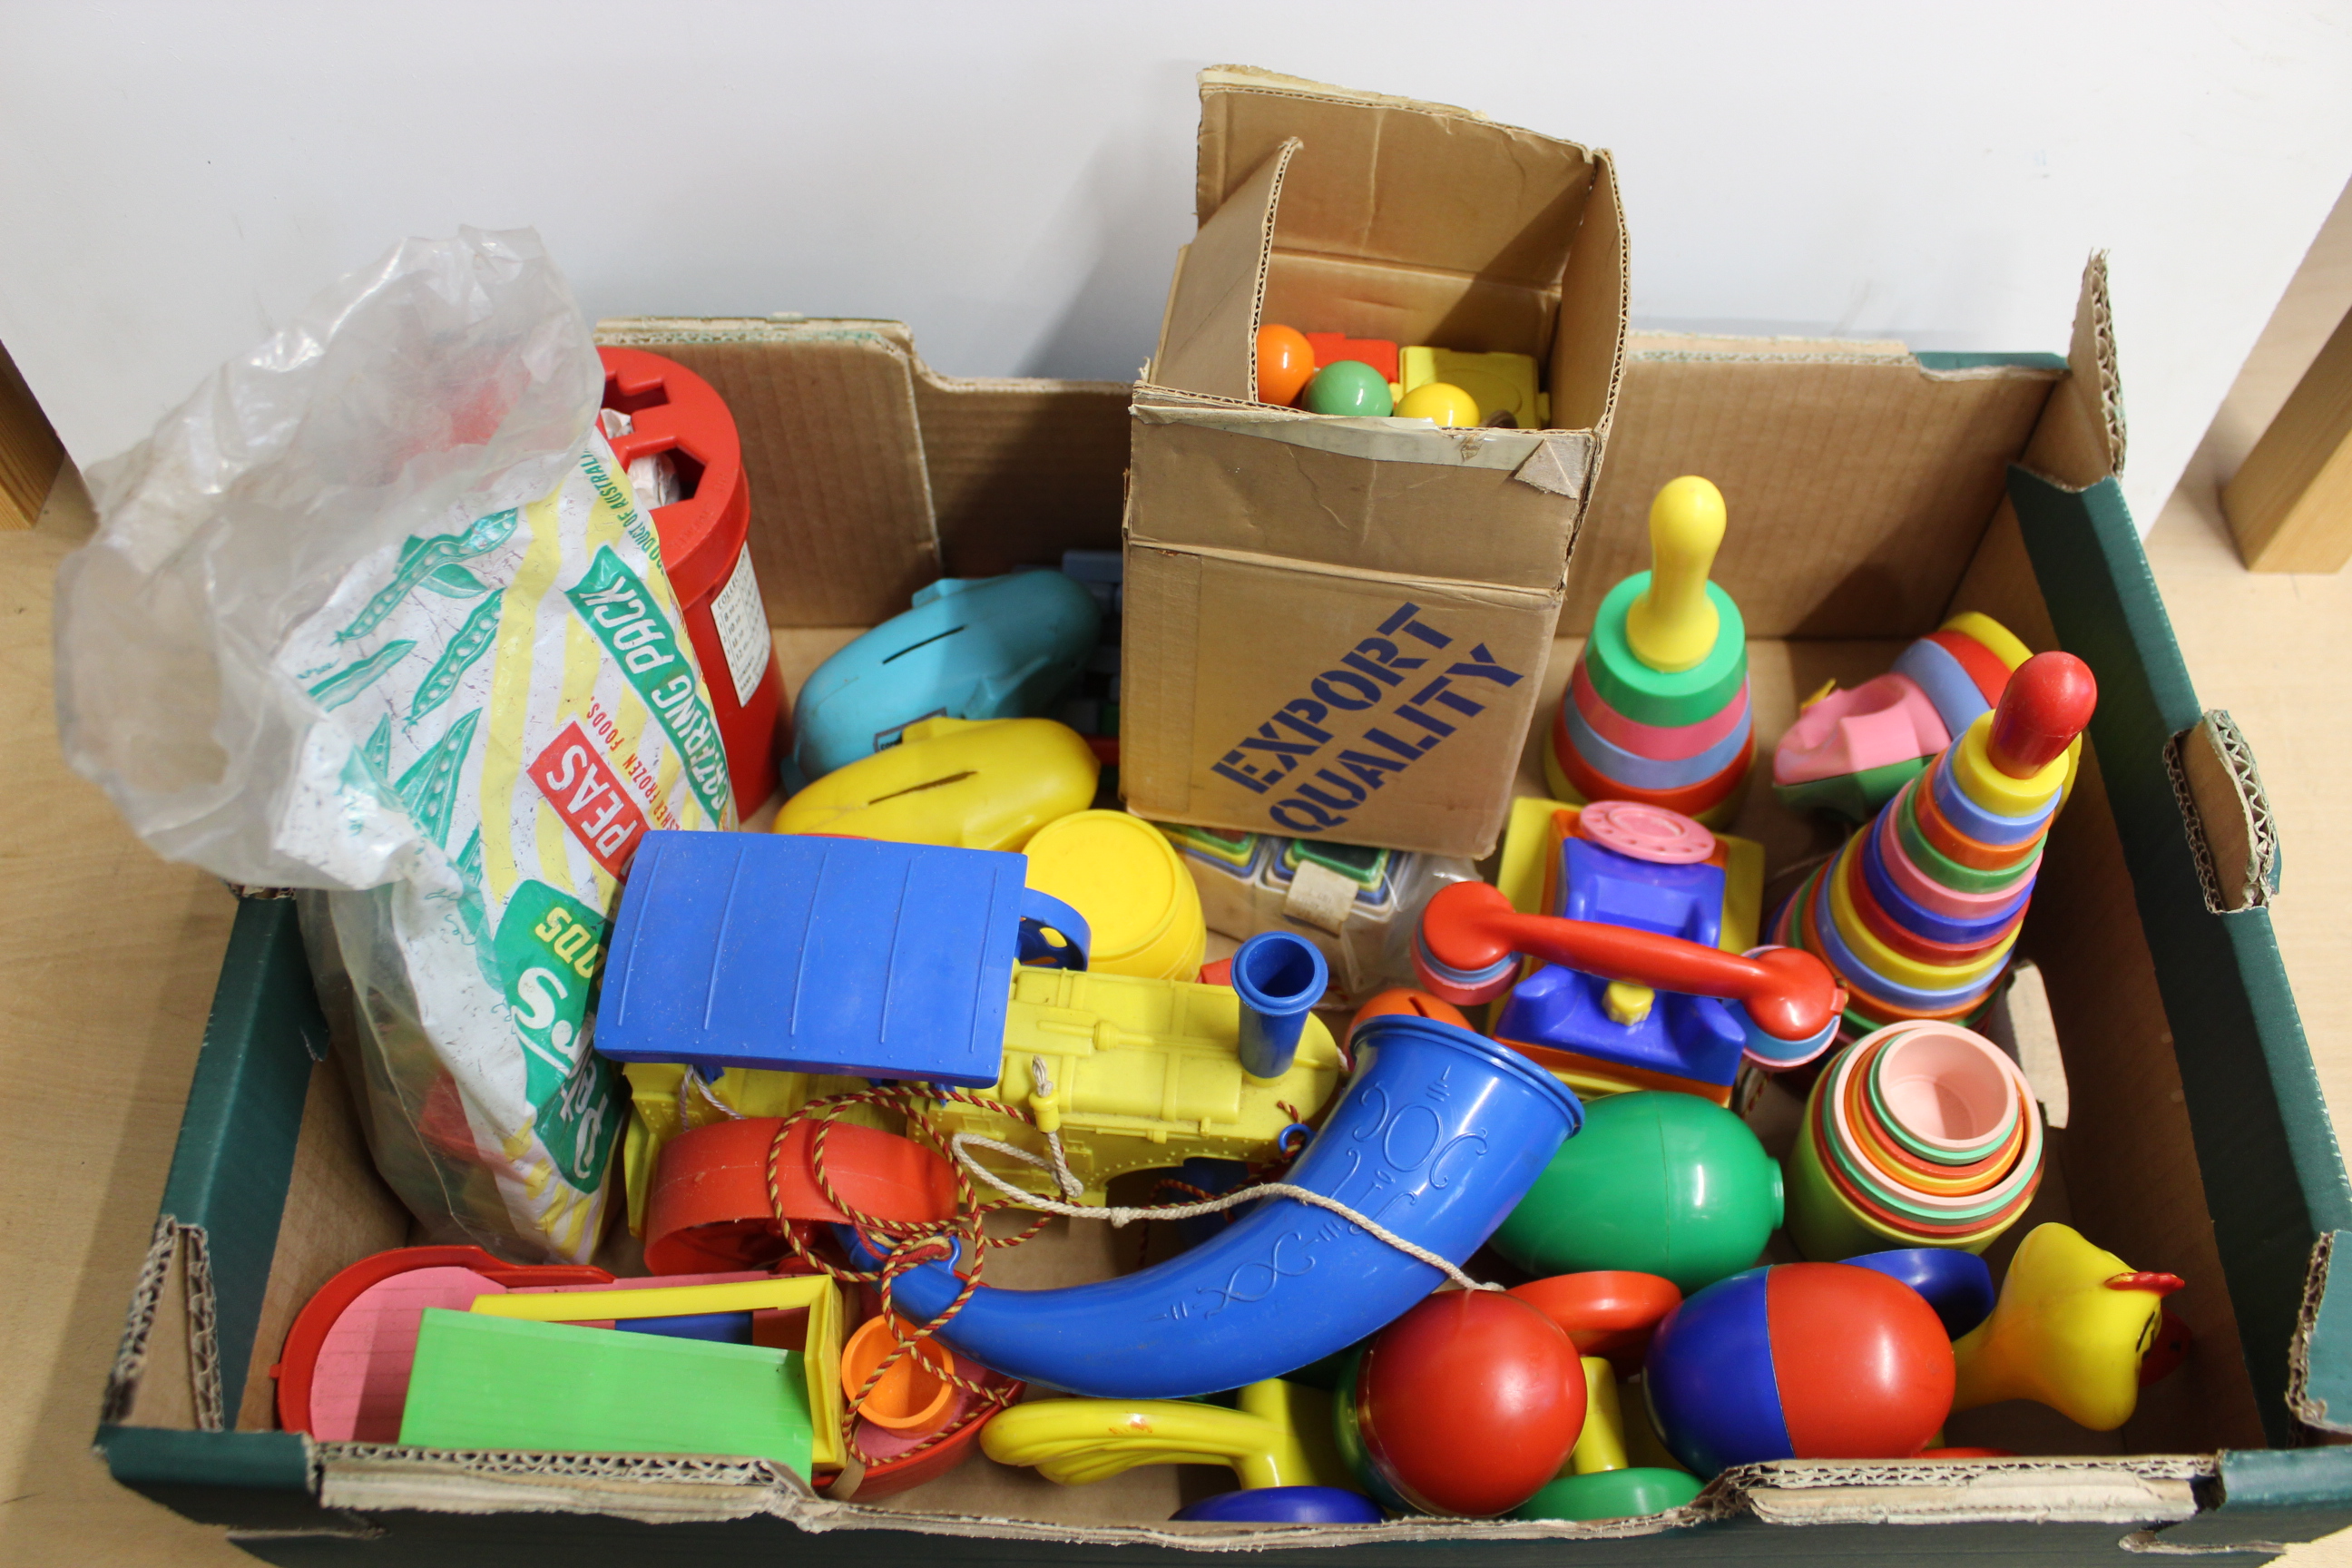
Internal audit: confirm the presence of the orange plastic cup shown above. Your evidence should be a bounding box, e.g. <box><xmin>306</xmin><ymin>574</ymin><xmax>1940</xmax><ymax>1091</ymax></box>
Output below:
<box><xmin>841</xmin><ymin>1315</ymin><xmax>957</xmax><ymax>1435</ymax></box>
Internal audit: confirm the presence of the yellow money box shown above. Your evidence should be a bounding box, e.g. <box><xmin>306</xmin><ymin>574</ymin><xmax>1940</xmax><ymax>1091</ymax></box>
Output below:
<box><xmin>773</xmin><ymin>715</ymin><xmax>1097</xmax><ymax>849</ymax></box>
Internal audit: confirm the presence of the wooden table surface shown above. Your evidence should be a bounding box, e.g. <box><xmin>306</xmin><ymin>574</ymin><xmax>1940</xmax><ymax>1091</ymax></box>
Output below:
<box><xmin>1</xmin><ymin>456</ymin><xmax>2346</xmax><ymax>1564</ymax></box>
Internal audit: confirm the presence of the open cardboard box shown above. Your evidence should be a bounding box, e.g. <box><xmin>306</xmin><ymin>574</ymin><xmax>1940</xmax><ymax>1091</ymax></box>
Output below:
<box><xmin>94</xmin><ymin>265</ymin><xmax>2352</xmax><ymax>1560</ymax></box>
<box><xmin>1122</xmin><ymin>69</ymin><xmax>1628</xmax><ymax>860</ymax></box>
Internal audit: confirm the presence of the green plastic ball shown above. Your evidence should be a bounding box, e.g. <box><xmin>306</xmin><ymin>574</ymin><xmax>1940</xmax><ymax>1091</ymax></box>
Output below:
<box><xmin>1491</xmin><ymin>1090</ymin><xmax>1782</xmax><ymax>1292</ymax></box>
<box><xmin>1301</xmin><ymin>359</ymin><xmax>1395</xmax><ymax>417</ymax></box>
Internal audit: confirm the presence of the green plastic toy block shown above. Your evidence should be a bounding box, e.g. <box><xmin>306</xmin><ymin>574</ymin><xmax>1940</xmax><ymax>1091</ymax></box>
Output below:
<box><xmin>397</xmin><ymin>1309</ymin><xmax>813</xmax><ymax>1476</ymax></box>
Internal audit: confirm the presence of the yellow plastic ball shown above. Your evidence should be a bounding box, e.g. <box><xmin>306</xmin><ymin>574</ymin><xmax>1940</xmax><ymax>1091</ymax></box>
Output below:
<box><xmin>1396</xmin><ymin>381</ymin><xmax>1481</xmax><ymax>427</ymax></box>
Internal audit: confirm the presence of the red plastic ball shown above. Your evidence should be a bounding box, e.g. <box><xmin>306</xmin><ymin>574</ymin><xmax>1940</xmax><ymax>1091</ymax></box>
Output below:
<box><xmin>1768</xmin><ymin>1263</ymin><xmax>1954</xmax><ymax>1457</ymax></box>
<box><xmin>1349</xmin><ymin>1290</ymin><xmax>1587</xmax><ymax>1516</ymax></box>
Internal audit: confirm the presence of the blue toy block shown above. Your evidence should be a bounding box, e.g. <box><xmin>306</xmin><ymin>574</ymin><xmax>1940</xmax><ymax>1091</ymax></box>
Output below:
<box><xmin>790</xmin><ymin>572</ymin><xmax>1102</xmax><ymax>787</ymax></box>
<box><xmin>1492</xmin><ymin>838</ymin><xmax>1747</xmax><ymax>1093</ymax></box>
<box><xmin>595</xmin><ymin>832</ymin><xmax>1086</xmax><ymax>1085</ymax></box>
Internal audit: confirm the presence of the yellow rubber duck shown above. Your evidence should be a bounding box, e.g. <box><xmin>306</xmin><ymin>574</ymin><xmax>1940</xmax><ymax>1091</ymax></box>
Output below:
<box><xmin>1950</xmin><ymin>1222</ymin><xmax>2185</xmax><ymax>1431</ymax></box>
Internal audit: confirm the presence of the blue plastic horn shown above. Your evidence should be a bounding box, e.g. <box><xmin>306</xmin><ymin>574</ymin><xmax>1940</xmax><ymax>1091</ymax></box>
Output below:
<box><xmin>1230</xmin><ymin>932</ymin><xmax>1328</xmax><ymax>1079</ymax></box>
<box><xmin>846</xmin><ymin>1015</ymin><xmax>1583</xmax><ymax>1398</ymax></box>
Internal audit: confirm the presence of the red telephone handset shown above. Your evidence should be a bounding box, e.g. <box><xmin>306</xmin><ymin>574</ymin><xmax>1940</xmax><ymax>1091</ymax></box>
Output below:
<box><xmin>1414</xmin><ymin>880</ymin><xmax>1845</xmax><ymax>1063</ymax></box>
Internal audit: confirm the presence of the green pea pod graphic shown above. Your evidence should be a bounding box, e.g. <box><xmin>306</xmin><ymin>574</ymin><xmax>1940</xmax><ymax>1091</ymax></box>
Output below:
<box><xmin>362</xmin><ymin>714</ymin><xmax>393</xmax><ymax>780</ymax></box>
<box><xmin>336</xmin><ymin>507</ymin><xmax>520</xmax><ymax>642</ymax></box>
<box><xmin>395</xmin><ymin>708</ymin><xmax>481</xmax><ymax>849</ymax></box>
<box><xmin>409</xmin><ymin>595</ymin><xmax>503</xmax><ymax>723</ymax></box>
<box><xmin>421</xmin><ymin>564</ymin><xmax>494</xmax><ymax>599</ymax></box>
<box><xmin>306</xmin><ymin>640</ymin><xmax>416</xmax><ymax>710</ymax></box>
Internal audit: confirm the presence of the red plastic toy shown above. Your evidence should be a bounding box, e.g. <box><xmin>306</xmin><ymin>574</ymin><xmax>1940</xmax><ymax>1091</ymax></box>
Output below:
<box><xmin>1337</xmin><ymin>1290</ymin><xmax>1587</xmax><ymax>1516</ymax></box>
<box><xmin>599</xmin><ymin>347</ymin><xmax>789</xmax><ymax>815</ymax></box>
<box><xmin>1304</xmin><ymin>331</ymin><xmax>1400</xmax><ymax>385</ymax></box>
<box><xmin>643</xmin><ymin>1115</ymin><xmax>960</xmax><ymax>1276</ymax></box>
<box><xmin>273</xmin><ymin>1246</ymin><xmax>612</xmax><ymax>1440</ymax></box>
<box><xmin>1508</xmin><ymin>1271</ymin><xmax>1684</xmax><ymax>1377</ymax></box>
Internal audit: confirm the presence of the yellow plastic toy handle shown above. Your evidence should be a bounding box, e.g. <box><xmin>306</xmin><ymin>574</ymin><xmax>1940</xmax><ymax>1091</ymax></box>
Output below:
<box><xmin>982</xmin><ymin>1400</ymin><xmax>1286</xmax><ymax>1487</ymax></box>
<box><xmin>1625</xmin><ymin>476</ymin><xmax>1728</xmax><ymax>674</ymax></box>
<box><xmin>979</xmin><ymin>1380</ymin><xmax>1339</xmax><ymax>1489</ymax></box>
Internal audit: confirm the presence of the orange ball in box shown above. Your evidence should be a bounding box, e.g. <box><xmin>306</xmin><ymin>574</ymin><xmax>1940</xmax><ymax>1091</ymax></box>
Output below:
<box><xmin>1255</xmin><ymin>324</ymin><xmax>1316</xmax><ymax>405</ymax></box>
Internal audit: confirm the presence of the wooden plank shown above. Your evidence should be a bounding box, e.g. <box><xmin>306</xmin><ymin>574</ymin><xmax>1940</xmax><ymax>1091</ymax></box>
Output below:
<box><xmin>2223</xmin><ymin>304</ymin><xmax>2352</xmax><ymax>573</ymax></box>
<box><xmin>0</xmin><ymin>338</ymin><xmax>64</xmax><ymax>530</ymax></box>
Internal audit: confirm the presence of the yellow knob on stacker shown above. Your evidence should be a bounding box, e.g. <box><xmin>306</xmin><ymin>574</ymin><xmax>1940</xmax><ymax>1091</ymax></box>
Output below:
<box><xmin>1625</xmin><ymin>475</ymin><xmax>1728</xmax><ymax>673</ymax></box>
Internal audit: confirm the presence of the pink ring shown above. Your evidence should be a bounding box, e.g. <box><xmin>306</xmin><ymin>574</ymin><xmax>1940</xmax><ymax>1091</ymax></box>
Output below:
<box><xmin>1573</xmin><ymin>661</ymin><xmax>1751</xmax><ymax>760</ymax></box>
<box><xmin>1578</xmin><ymin>800</ymin><xmax>1716</xmax><ymax>864</ymax></box>
<box><xmin>1874</xmin><ymin>798</ymin><xmax>2043</xmax><ymax>922</ymax></box>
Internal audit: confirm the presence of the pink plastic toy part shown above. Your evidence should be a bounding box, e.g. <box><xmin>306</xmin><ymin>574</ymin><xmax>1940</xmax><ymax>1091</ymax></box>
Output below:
<box><xmin>1573</xmin><ymin>663</ymin><xmax>1752</xmax><ymax>760</ymax></box>
<box><xmin>1773</xmin><ymin>675</ymin><xmax>1953</xmax><ymax>787</ymax></box>
<box><xmin>309</xmin><ymin>1268</ymin><xmax>509</xmax><ymax>1443</ymax></box>
<box><xmin>1576</xmin><ymin>800</ymin><xmax>1717</xmax><ymax>865</ymax></box>
<box><xmin>1873</xmin><ymin>1026</ymin><xmax>2016</xmax><ymax>1155</ymax></box>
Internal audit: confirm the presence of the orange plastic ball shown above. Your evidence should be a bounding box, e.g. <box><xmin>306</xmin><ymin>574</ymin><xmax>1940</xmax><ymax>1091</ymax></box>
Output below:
<box><xmin>1255</xmin><ymin>324</ymin><xmax>1315</xmax><ymax>406</ymax></box>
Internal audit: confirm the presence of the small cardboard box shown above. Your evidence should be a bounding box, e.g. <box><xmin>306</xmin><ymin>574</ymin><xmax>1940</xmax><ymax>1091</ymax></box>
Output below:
<box><xmin>91</xmin><ymin>255</ymin><xmax>2352</xmax><ymax>1562</ymax></box>
<box><xmin>1121</xmin><ymin>69</ymin><xmax>1629</xmax><ymax>859</ymax></box>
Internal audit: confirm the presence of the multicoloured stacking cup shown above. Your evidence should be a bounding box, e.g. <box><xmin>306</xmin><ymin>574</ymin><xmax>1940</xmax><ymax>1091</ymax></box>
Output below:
<box><xmin>1773</xmin><ymin>652</ymin><xmax>2095</xmax><ymax>1033</ymax></box>
<box><xmin>1784</xmin><ymin>1022</ymin><xmax>2044</xmax><ymax>1259</ymax></box>
<box><xmin>1547</xmin><ymin>477</ymin><xmax>1750</xmax><ymax>828</ymax></box>
<box><xmin>1772</xmin><ymin>612</ymin><xmax>2034</xmax><ymax>821</ymax></box>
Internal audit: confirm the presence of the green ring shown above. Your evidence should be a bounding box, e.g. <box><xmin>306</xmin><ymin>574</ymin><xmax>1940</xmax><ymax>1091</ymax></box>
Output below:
<box><xmin>1583</xmin><ymin>573</ymin><xmax>1748</xmax><ymax>728</ymax></box>
<box><xmin>1513</xmin><ymin>1468</ymin><xmax>1705</xmax><ymax>1522</ymax></box>
<box><xmin>1822</xmin><ymin>1110</ymin><xmax>2023</xmax><ymax>1223</ymax></box>
<box><xmin>1894</xmin><ymin>784</ymin><xmax>2039</xmax><ymax>895</ymax></box>
<box><xmin>1864</xmin><ymin>1052</ymin><xmax>2015</xmax><ymax>1165</ymax></box>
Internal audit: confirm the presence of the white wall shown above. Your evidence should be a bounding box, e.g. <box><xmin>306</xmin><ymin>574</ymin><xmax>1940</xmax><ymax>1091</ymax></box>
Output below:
<box><xmin>5</xmin><ymin>0</ymin><xmax>2349</xmax><ymax>534</ymax></box>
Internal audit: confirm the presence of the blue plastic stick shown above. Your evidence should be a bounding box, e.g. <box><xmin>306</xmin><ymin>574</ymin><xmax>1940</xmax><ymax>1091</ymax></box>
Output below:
<box><xmin>1230</xmin><ymin>932</ymin><xmax>1328</xmax><ymax>1079</ymax></box>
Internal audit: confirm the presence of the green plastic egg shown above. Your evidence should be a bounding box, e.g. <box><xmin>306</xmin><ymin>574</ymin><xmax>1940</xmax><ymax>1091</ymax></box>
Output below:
<box><xmin>1301</xmin><ymin>359</ymin><xmax>1395</xmax><ymax>417</ymax></box>
<box><xmin>1492</xmin><ymin>1091</ymin><xmax>1782</xmax><ymax>1292</ymax></box>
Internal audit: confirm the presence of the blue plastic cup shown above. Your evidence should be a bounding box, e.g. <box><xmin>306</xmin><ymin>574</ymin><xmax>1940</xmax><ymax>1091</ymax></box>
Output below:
<box><xmin>1230</xmin><ymin>932</ymin><xmax>1329</xmax><ymax>1079</ymax></box>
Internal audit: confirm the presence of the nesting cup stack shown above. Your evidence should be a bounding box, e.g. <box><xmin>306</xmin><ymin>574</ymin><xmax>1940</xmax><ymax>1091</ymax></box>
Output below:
<box><xmin>1785</xmin><ymin>1021</ymin><xmax>2045</xmax><ymax>1259</ymax></box>
<box><xmin>1547</xmin><ymin>477</ymin><xmax>1751</xmax><ymax>828</ymax></box>
<box><xmin>1771</xmin><ymin>652</ymin><xmax>2098</xmax><ymax>1033</ymax></box>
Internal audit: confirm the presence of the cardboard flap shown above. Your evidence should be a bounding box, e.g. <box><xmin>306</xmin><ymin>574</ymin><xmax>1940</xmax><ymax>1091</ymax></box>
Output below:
<box><xmin>2023</xmin><ymin>252</ymin><xmax>2127</xmax><ymax>490</ymax></box>
<box><xmin>1194</xmin><ymin>67</ymin><xmax>1595</xmax><ymax>288</ymax></box>
<box><xmin>1151</xmin><ymin>142</ymin><xmax>1297</xmax><ymax>401</ymax></box>
<box><xmin>2169</xmin><ymin>710</ymin><xmax>2282</xmax><ymax>915</ymax></box>
<box><xmin>1551</xmin><ymin>150</ymin><xmax>1628</xmax><ymax>438</ymax></box>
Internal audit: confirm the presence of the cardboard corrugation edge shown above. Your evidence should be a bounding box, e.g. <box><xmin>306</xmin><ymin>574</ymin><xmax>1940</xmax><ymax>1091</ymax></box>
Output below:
<box><xmin>2288</xmin><ymin>1230</ymin><xmax>2352</xmax><ymax>1434</ymax></box>
<box><xmin>2166</xmin><ymin>710</ymin><xmax>2280</xmax><ymax>914</ymax></box>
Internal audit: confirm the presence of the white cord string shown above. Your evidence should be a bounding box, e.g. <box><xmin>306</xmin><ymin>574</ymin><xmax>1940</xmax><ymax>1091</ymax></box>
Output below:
<box><xmin>946</xmin><ymin>1061</ymin><xmax>1501</xmax><ymax>1297</ymax></box>
<box><xmin>679</xmin><ymin>1063</ymin><xmax>743</xmax><ymax>1125</ymax></box>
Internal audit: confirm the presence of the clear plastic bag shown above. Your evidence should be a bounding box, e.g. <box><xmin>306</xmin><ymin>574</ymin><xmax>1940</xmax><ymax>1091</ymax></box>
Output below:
<box><xmin>56</xmin><ymin>230</ymin><xmax>734</xmax><ymax>1260</ymax></box>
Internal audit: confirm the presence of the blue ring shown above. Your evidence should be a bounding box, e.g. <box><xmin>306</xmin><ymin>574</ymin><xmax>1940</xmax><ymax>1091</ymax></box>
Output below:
<box><xmin>1893</xmin><ymin>639</ymin><xmax>1995</xmax><ymax>739</ymax></box>
<box><xmin>1809</xmin><ymin>870</ymin><xmax>2000</xmax><ymax>1009</ymax></box>
<box><xmin>1729</xmin><ymin>994</ymin><xmax>1839</xmax><ymax>1067</ymax></box>
<box><xmin>1928</xmin><ymin>753</ymin><xmax>2058</xmax><ymax>843</ymax></box>
<box><xmin>1857</xmin><ymin>829</ymin><xmax>2030</xmax><ymax>947</ymax></box>
<box><xmin>1561</xmin><ymin>691</ymin><xmax>1751</xmax><ymax>791</ymax></box>
<box><xmin>1413</xmin><ymin>929</ymin><xmax>1517</xmax><ymax>997</ymax></box>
